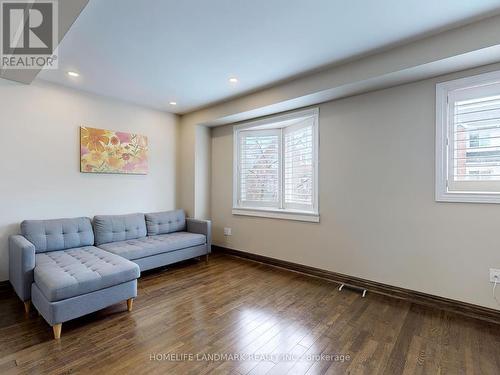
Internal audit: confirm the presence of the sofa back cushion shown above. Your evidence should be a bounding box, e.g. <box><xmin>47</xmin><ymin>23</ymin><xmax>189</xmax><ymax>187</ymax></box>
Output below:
<box><xmin>21</xmin><ymin>217</ymin><xmax>94</xmax><ymax>253</ymax></box>
<box><xmin>93</xmin><ymin>213</ymin><xmax>147</xmax><ymax>245</ymax></box>
<box><xmin>145</xmin><ymin>209</ymin><xmax>186</xmax><ymax>236</ymax></box>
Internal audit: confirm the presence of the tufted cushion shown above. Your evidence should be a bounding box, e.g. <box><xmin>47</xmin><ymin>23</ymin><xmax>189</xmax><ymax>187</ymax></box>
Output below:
<box><xmin>34</xmin><ymin>246</ymin><xmax>140</xmax><ymax>302</ymax></box>
<box><xmin>97</xmin><ymin>232</ymin><xmax>206</xmax><ymax>260</ymax></box>
<box><xmin>93</xmin><ymin>213</ymin><xmax>147</xmax><ymax>246</ymax></box>
<box><xmin>21</xmin><ymin>217</ymin><xmax>94</xmax><ymax>253</ymax></box>
<box><xmin>145</xmin><ymin>210</ymin><xmax>186</xmax><ymax>235</ymax></box>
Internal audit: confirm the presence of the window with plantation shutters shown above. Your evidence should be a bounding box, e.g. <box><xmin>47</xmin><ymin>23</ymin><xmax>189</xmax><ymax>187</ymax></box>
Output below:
<box><xmin>436</xmin><ymin>71</ymin><xmax>500</xmax><ymax>203</ymax></box>
<box><xmin>234</xmin><ymin>108</ymin><xmax>319</xmax><ymax>222</ymax></box>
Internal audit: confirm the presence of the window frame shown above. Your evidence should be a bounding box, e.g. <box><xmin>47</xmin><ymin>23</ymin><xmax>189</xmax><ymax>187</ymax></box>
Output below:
<box><xmin>233</xmin><ymin>108</ymin><xmax>319</xmax><ymax>222</ymax></box>
<box><xmin>436</xmin><ymin>70</ymin><xmax>500</xmax><ymax>203</ymax></box>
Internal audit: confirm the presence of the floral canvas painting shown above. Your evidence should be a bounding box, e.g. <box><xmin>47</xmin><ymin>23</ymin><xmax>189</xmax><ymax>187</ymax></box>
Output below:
<box><xmin>80</xmin><ymin>127</ymin><xmax>148</xmax><ymax>174</ymax></box>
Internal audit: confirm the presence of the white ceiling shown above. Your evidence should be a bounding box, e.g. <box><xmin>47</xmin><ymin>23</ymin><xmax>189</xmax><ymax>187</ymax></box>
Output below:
<box><xmin>37</xmin><ymin>0</ymin><xmax>500</xmax><ymax>114</ymax></box>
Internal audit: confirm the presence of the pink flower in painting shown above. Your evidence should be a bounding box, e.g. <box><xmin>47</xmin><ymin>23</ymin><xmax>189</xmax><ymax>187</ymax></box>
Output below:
<box><xmin>121</xmin><ymin>153</ymin><xmax>131</xmax><ymax>161</ymax></box>
<box><xmin>81</xmin><ymin>146</ymin><xmax>89</xmax><ymax>156</ymax></box>
<box><xmin>110</xmin><ymin>136</ymin><xmax>120</xmax><ymax>146</ymax></box>
<box><xmin>116</xmin><ymin>132</ymin><xmax>131</xmax><ymax>144</ymax></box>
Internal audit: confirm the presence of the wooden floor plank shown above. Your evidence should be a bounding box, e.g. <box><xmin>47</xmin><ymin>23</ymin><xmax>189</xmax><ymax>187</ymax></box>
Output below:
<box><xmin>0</xmin><ymin>254</ymin><xmax>499</xmax><ymax>374</ymax></box>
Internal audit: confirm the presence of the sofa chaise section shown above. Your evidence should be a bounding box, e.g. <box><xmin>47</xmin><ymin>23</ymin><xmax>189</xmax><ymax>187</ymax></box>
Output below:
<box><xmin>34</xmin><ymin>246</ymin><xmax>139</xmax><ymax>302</ymax></box>
<box><xmin>9</xmin><ymin>217</ymin><xmax>139</xmax><ymax>339</ymax></box>
<box><xmin>94</xmin><ymin>210</ymin><xmax>211</xmax><ymax>271</ymax></box>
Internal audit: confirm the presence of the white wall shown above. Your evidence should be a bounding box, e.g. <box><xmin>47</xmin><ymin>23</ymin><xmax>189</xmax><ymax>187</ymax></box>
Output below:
<box><xmin>0</xmin><ymin>79</ymin><xmax>179</xmax><ymax>281</ymax></box>
<box><xmin>211</xmin><ymin>65</ymin><xmax>500</xmax><ymax>310</ymax></box>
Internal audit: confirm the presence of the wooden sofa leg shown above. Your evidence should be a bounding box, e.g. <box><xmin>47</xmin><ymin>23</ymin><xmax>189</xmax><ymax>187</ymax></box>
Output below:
<box><xmin>23</xmin><ymin>300</ymin><xmax>31</xmax><ymax>314</ymax></box>
<box><xmin>53</xmin><ymin>324</ymin><xmax>62</xmax><ymax>339</ymax></box>
<box><xmin>127</xmin><ymin>298</ymin><xmax>134</xmax><ymax>312</ymax></box>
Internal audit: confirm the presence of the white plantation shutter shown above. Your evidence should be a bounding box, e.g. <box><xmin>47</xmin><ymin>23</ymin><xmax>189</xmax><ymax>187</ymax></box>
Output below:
<box><xmin>284</xmin><ymin>121</ymin><xmax>314</xmax><ymax>210</ymax></box>
<box><xmin>238</xmin><ymin>130</ymin><xmax>280</xmax><ymax>208</ymax></box>
<box><xmin>447</xmin><ymin>82</ymin><xmax>500</xmax><ymax>193</ymax></box>
<box><xmin>234</xmin><ymin>108</ymin><xmax>319</xmax><ymax>219</ymax></box>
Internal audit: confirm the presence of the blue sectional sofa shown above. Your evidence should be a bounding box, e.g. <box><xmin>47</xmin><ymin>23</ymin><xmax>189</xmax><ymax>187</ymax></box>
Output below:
<box><xmin>94</xmin><ymin>210</ymin><xmax>211</xmax><ymax>271</ymax></box>
<box><xmin>8</xmin><ymin>209</ymin><xmax>211</xmax><ymax>339</ymax></box>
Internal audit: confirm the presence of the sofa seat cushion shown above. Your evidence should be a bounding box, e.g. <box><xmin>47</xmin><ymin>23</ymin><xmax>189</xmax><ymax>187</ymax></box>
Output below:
<box><xmin>97</xmin><ymin>232</ymin><xmax>206</xmax><ymax>260</ymax></box>
<box><xmin>34</xmin><ymin>246</ymin><xmax>140</xmax><ymax>302</ymax></box>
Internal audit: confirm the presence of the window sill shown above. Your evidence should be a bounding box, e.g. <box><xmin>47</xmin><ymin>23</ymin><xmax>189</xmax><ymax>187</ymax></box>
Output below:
<box><xmin>232</xmin><ymin>207</ymin><xmax>320</xmax><ymax>222</ymax></box>
<box><xmin>436</xmin><ymin>191</ymin><xmax>500</xmax><ymax>204</ymax></box>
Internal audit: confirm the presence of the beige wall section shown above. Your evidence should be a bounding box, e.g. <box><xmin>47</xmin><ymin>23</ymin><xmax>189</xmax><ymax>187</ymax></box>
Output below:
<box><xmin>177</xmin><ymin>119</ymin><xmax>196</xmax><ymax>216</ymax></box>
<box><xmin>0</xmin><ymin>79</ymin><xmax>179</xmax><ymax>281</ymax></box>
<box><xmin>178</xmin><ymin>113</ymin><xmax>213</xmax><ymax>218</ymax></box>
<box><xmin>195</xmin><ymin>125</ymin><xmax>212</xmax><ymax>219</ymax></box>
<box><xmin>211</xmin><ymin>64</ymin><xmax>500</xmax><ymax>310</ymax></box>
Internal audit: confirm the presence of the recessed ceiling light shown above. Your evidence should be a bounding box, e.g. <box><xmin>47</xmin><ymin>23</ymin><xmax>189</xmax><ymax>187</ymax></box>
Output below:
<box><xmin>229</xmin><ymin>77</ymin><xmax>238</xmax><ymax>84</ymax></box>
<box><xmin>169</xmin><ymin>101</ymin><xmax>177</xmax><ymax>106</ymax></box>
<box><xmin>67</xmin><ymin>71</ymin><xmax>80</xmax><ymax>77</ymax></box>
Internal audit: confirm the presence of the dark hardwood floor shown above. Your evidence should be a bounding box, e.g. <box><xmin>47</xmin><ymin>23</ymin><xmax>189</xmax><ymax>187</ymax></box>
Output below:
<box><xmin>1</xmin><ymin>254</ymin><xmax>499</xmax><ymax>374</ymax></box>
